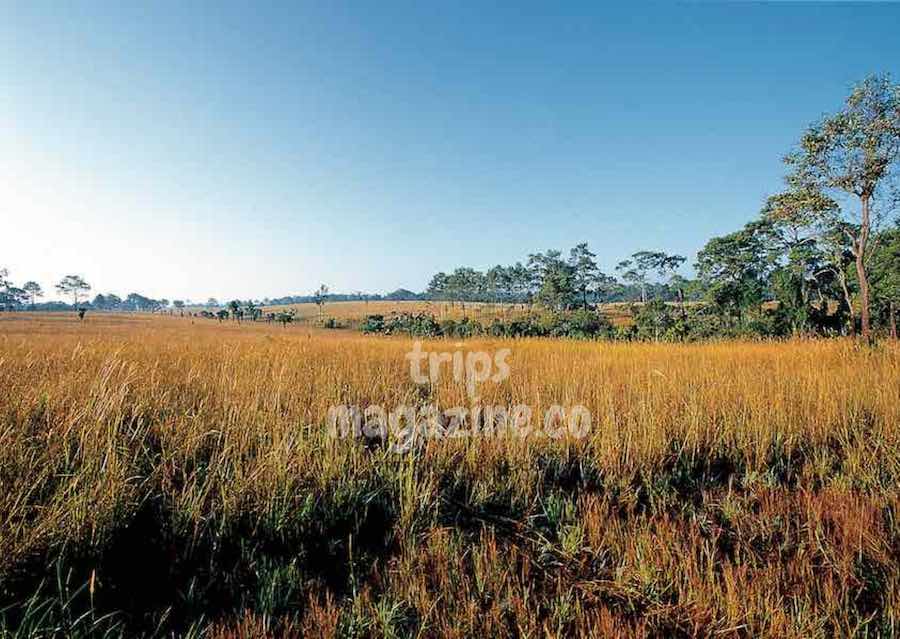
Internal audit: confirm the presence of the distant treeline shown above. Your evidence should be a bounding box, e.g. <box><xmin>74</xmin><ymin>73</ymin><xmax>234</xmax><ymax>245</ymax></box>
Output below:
<box><xmin>2</xmin><ymin>76</ymin><xmax>900</xmax><ymax>338</ymax></box>
<box><xmin>266</xmin><ymin>288</ymin><xmax>424</xmax><ymax>306</ymax></box>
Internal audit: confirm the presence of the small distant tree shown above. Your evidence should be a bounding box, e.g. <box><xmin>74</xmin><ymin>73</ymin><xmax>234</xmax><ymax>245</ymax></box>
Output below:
<box><xmin>55</xmin><ymin>275</ymin><xmax>91</xmax><ymax>307</ymax></box>
<box><xmin>593</xmin><ymin>272</ymin><xmax>620</xmax><ymax>305</ymax></box>
<box><xmin>125</xmin><ymin>293</ymin><xmax>154</xmax><ymax>312</ymax></box>
<box><xmin>276</xmin><ymin>309</ymin><xmax>296</xmax><ymax>327</ymax></box>
<box><xmin>0</xmin><ymin>271</ymin><xmax>27</xmax><ymax>310</ymax></box>
<box><xmin>507</xmin><ymin>262</ymin><xmax>532</xmax><ymax>307</ymax></box>
<box><xmin>245</xmin><ymin>301</ymin><xmax>262</xmax><ymax>321</ymax></box>
<box><xmin>528</xmin><ymin>250</ymin><xmax>575</xmax><ymax>310</ymax></box>
<box><xmin>314</xmin><ymin>285</ymin><xmax>329</xmax><ymax>318</ymax></box>
<box><xmin>486</xmin><ymin>265</ymin><xmax>509</xmax><ymax>307</ymax></box>
<box><xmin>22</xmin><ymin>281</ymin><xmax>43</xmax><ymax>308</ymax></box>
<box><xmin>615</xmin><ymin>253</ymin><xmax>652</xmax><ymax>303</ymax></box>
<box><xmin>616</xmin><ymin>251</ymin><xmax>685</xmax><ymax>303</ymax></box>
<box><xmin>569</xmin><ymin>243</ymin><xmax>599</xmax><ymax>309</ymax></box>
<box><xmin>105</xmin><ymin>294</ymin><xmax>123</xmax><ymax>310</ymax></box>
<box><xmin>227</xmin><ymin>300</ymin><xmax>242</xmax><ymax>321</ymax></box>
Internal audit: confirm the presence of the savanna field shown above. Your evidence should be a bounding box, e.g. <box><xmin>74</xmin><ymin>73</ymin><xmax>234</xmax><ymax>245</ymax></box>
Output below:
<box><xmin>1</xmin><ymin>313</ymin><xmax>900</xmax><ymax>638</ymax></box>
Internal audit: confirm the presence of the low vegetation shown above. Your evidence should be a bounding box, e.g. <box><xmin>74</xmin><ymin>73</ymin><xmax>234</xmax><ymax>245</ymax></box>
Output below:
<box><xmin>1</xmin><ymin>314</ymin><xmax>899</xmax><ymax>637</ymax></box>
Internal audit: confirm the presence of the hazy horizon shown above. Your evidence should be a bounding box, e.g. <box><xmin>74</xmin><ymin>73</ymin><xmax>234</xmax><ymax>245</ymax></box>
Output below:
<box><xmin>5</xmin><ymin>2</ymin><xmax>900</xmax><ymax>301</ymax></box>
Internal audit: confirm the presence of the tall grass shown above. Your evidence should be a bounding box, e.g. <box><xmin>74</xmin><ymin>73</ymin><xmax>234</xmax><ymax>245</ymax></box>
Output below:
<box><xmin>1</xmin><ymin>314</ymin><xmax>898</xmax><ymax>637</ymax></box>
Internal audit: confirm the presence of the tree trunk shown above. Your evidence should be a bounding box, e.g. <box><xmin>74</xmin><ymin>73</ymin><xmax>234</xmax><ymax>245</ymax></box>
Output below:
<box><xmin>857</xmin><ymin>194</ymin><xmax>872</xmax><ymax>340</ymax></box>
<box><xmin>837</xmin><ymin>271</ymin><xmax>855</xmax><ymax>336</ymax></box>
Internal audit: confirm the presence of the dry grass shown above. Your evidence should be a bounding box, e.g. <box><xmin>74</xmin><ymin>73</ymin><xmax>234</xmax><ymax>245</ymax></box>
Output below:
<box><xmin>1</xmin><ymin>313</ymin><xmax>899</xmax><ymax>637</ymax></box>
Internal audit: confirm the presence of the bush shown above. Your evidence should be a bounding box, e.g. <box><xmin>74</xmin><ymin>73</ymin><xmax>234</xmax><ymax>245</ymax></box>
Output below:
<box><xmin>362</xmin><ymin>314</ymin><xmax>386</xmax><ymax>333</ymax></box>
<box><xmin>362</xmin><ymin>310</ymin><xmax>612</xmax><ymax>340</ymax></box>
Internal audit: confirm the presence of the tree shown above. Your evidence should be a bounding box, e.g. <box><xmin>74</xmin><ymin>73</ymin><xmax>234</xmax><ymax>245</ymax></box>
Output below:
<box><xmin>313</xmin><ymin>285</ymin><xmax>329</xmax><ymax>318</ymax></box>
<box><xmin>508</xmin><ymin>262</ymin><xmax>532</xmax><ymax>306</ymax></box>
<box><xmin>757</xmin><ymin>189</ymin><xmax>841</xmax><ymax>333</ymax></box>
<box><xmin>817</xmin><ymin>223</ymin><xmax>858</xmax><ymax>333</ymax></box>
<box><xmin>55</xmin><ymin>275</ymin><xmax>91</xmax><ymax>307</ymax></box>
<box><xmin>245</xmin><ymin>301</ymin><xmax>262</xmax><ymax>321</ymax></box>
<box><xmin>615</xmin><ymin>259</ymin><xmax>642</xmax><ymax>301</ymax></box>
<box><xmin>276</xmin><ymin>309</ymin><xmax>296</xmax><ymax>327</ymax></box>
<box><xmin>426</xmin><ymin>273</ymin><xmax>449</xmax><ymax>300</ymax></box>
<box><xmin>104</xmin><ymin>294</ymin><xmax>123</xmax><ymax>310</ymax></box>
<box><xmin>593</xmin><ymin>272</ymin><xmax>620</xmax><ymax>305</ymax></box>
<box><xmin>0</xmin><ymin>271</ymin><xmax>27</xmax><ymax>310</ymax></box>
<box><xmin>485</xmin><ymin>265</ymin><xmax>509</xmax><ymax>307</ymax></box>
<box><xmin>528</xmin><ymin>250</ymin><xmax>575</xmax><ymax>310</ymax></box>
<box><xmin>206</xmin><ymin>298</ymin><xmax>220</xmax><ymax>308</ymax></box>
<box><xmin>568</xmin><ymin>243</ymin><xmax>599</xmax><ymax>309</ymax></box>
<box><xmin>442</xmin><ymin>268</ymin><xmax>483</xmax><ymax>308</ymax></box>
<box><xmin>616</xmin><ymin>252</ymin><xmax>658</xmax><ymax>303</ymax></box>
<box><xmin>696</xmin><ymin>225</ymin><xmax>772</xmax><ymax>326</ymax></box>
<box><xmin>655</xmin><ymin>253</ymin><xmax>686</xmax><ymax>284</ymax></box>
<box><xmin>785</xmin><ymin>75</ymin><xmax>900</xmax><ymax>339</ymax></box>
<box><xmin>616</xmin><ymin>251</ymin><xmax>684</xmax><ymax>303</ymax></box>
<box><xmin>125</xmin><ymin>293</ymin><xmax>158</xmax><ymax>312</ymax></box>
<box><xmin>227</xmin><ymin>300</ymin><xmax>242</xmax><ymax>321</ymax></box>
<box><xmin>870</xmin><ymin>226</ymin><xmax>900</xmax><ymax>338</ymax></box>
<box><xmin>173</xmin><ymin>300</ymin><xmax>185</xmax><ymax>310</ymax></box>
<box><xmin>22</xmin><ymin>281</ymin><xmax>43</xmax><ymax>308</ymax></box>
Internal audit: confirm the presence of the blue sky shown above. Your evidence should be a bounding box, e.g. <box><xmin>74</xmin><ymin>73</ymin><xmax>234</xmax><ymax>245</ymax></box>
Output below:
<box><xmin>3</xmin><ymin>2</ymin><xmax>898</xmax><ymax>301</ymax></box>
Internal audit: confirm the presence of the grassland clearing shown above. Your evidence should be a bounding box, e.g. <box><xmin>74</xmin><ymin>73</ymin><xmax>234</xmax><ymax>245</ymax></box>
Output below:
<box><xmin>0</xmin><ymin>314</ymin><xmax>899</xmax><ymax>637</ymax></box>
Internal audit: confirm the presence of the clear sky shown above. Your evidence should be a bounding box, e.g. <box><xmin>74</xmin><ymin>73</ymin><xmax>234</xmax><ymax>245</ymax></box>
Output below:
<box><xmin>3</xmin><ymin>2</ymin><xmax>899</xmax><ymax>302</ymax></box>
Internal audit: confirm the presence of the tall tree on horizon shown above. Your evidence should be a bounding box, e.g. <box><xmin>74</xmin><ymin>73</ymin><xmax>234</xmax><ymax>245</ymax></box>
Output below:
<box><xmin>569</xmin><ymin>243</ymin><xmax>599</xmax><ymax>309</ymax></box>
<box><xmin>785</xmin><ymin>74</ymin><xmax>900</xmax><ymax>339</ymax></box>
<box><xmin>616</xmin><ymin>251</ymin><xmax>684</xmax><ymax>303</ymax></box>
<box><xmin>22</xmin><ymin>281</ymin><xmax>43</xmax><ymax>308</ymax></box>
<box><xmin>55</xmin><ymin>275</ymin><xmax>91</xmax><ymax>307</ymax></box>
<box><xmin>314</xmin><ymin>284</ymin><xmax>329</xmax><ymax>318</ymax></box>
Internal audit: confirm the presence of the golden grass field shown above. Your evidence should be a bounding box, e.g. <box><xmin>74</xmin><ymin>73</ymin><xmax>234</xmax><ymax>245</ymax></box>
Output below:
<box><xmin>1</xmin><ymin>313</ymin><xmax>899</xmax><ymax>637</ymax></box>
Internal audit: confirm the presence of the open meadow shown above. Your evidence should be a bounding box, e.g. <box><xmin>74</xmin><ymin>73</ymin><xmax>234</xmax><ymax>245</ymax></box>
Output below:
<box><xmin>1</xmin><ymin>313</ymin><xmax>899</xmax><ymax>637</ymax></box>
